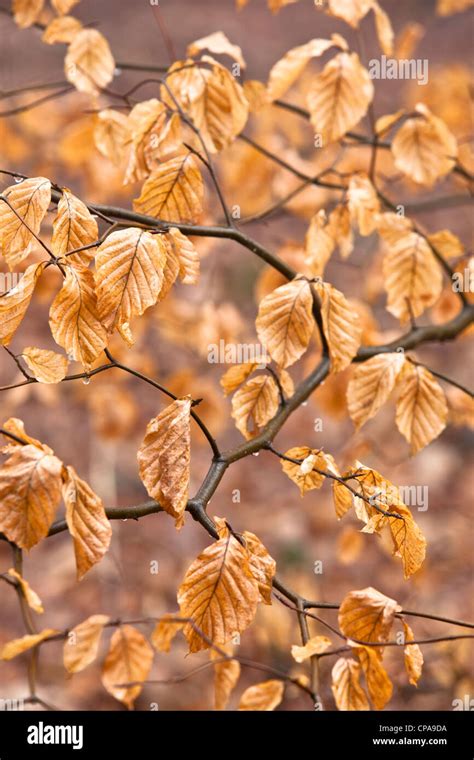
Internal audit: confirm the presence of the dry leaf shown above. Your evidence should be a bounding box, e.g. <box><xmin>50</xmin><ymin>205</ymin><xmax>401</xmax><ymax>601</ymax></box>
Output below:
<box><xmin>137</xmin><ymin>398</ymin><xmax>191</xmax><ymax>524</ymax></box>
<box><xmin>51</xmin><ymin>190</ymin><xmax>98</xmax><ymax>265</ymax></box>
<box><xmin>291</xmin><ymin>635</ymin><xmax>332</xmax><ymax>662</ymax></box>
<box><xmin>315</xmin><ymin>280</ymin><xmax>362</xmax><ymax>373</ymax></box>
<box><xmin>339</xmin><ymin>587</ymin><xmax>401</xmax><ymax>644</ymax></box>
<box><xmin>151</xmin><ymin>615</ymin><xmax>184</xmax><ymax>652</ymax></box>
<box><xmin>238</xmin><ymin>679</ymin><xmax>284</xmax><ymax>710</ymax></box>
<box><xmin>333</xmin><ymin>479</ymin><xmax>353</xmax><ymax>519</ymax></box>
<box><xmin>267</xmin><ymin>35</ymin><xmax>346</xmax><ymax>101</ymax></box>
<box><xmin>62</xmin><ymin>465</ymin><xmax>112</xmax><ymax>580</ymax></box>
<box><xmin>51</xmin><ymin>0</ymin><xmax>80</xmax><ymax>13</ymax></box>
<box><xmin>402</xmin><ymin>620</ymin><xmax>423</xmax><ymax>686</ymax></box>
<box><xmin>231</xmin><ymin>374</ymin><xmax>279</xmax><ymax>439</ymax></box>
<box><xmin>331</xmin><ymin>658</ymin><xmax>370</xmax><ymax>711</ymax></box>
<box><xmin>307</xmin><ymin>52</ymin><xmax>373</xmax><ymax>145</ymax></box>
<box><xmin>12</xmin><ymin>0</ymin><xmax>44</xmax><ymax>28</ymax></box>
<box><xmin>256</xmin><ymin>278</ymin><xmax>314</xmax><ymax>368</ymax></box>
<box><xmin>347</xmin><ymin>174</ymin><xmax>380</xmax><ymax>236</ymax></box>
<box><xmin>187</xmin><ymin>31</ymin><xmax>246</xmax><ymax>68</ymax></box>
<box><xmin>211</xmin><ymin>645</ymin><xmax>241</xmax><ymax>710</ymax></box>
<box><xmin>220</xmin><ymin>363</ymin><xmax>258</xmax><ymax>395</ymax></box>
<box><xmin>354</xmin><ymin>645</ymin><xmax>393</xmax><ymax>709</ymax></box>
<box><xmin>242</xmin><ymin>530</ymin><xmax>276</xmax><ymax>604</ymax></box>
<box><xmin>0</xmin><ymin>262</ymin><xmax>46</xmax><ymax>345</ymax></box>
<box><xmin>65</xmin><ymin>29</ymin><xmax>115</xmax><ymax>96</ymax></box>
<box><xmin>95</xmin><ymin>228</ymin><xmax>166</xmax><ymax>338</ymax></box>
<box><xmin>391</xmin><ymin>104</ymin><xmax>458</xmax><ymax>186</ymax></box>
<box><xmin>177</xmin><ymin>533</ymin><xmax>259</xmax><ymax>653</ymax></box>
<box><xmin>6</xmin><ymin>568</ymin><xmax>44</xmax><ymax>614</ymax></box>
<box><xmin>167</xmin><ymin>227</ymin><xmax>200</xmax><ymax>284</ymax></box>
<box><xmin>42</xmin><ymin>15</ymin><xmax>82</xmax><ymax>44</ymax></box>
<box><xmin>0</xmin><ymin>177</ymin><xmax>51</xmax><ymax>269</ymax></box>
<box><xmin>63</xmin><ymin>614</ymin><xmax>110</xmax><ymax>673</ymax></box>
<box><xmin>305</xmin><ymin>209</ymin><xmax>336</xmax><ymax>277</ymax></box>
<box><xmin>133</xmin><ymin>153</ymin><xmax>204</xmax><ymax>223</ymax></box>
<box><xmin>22</xmin><ymin>347</ymin><xmax>68</xmax><ymax>384</ymax></box>
<box><xmin>101</xmin><ymin>625</ymin><xmax>154</xmax><ymax>708</ymax></box>
<box><xmin>347</xmin><ymin>352</ymin><xmax>406</xmax><ymax>429</ymax></box>
<box><xmin>281</xmin><ymin>446</ymin><xmax>326</xmax><ymax>495</ymax></box>
<box><xmin>94</xmin><ymin>109</ymin><xmax>130</xmax><ymax>166</ymax></box>
<box><xmin>388</xmin><ymin>502</ymin><xmax>427</xmax><ymax>579</ymax></box>
<box><xmin>395</xmin><ymin>363</ymin><xmax>448</xmax><ymax>453</ymax></box>
<box><xmin>427</xmin><ymin>229</ymin><xmax>464</xmax><ymax>259</ymax></box>
<box><xmin>49</xmin><ymin>263</ymin><xmax>108</xmax><ymax>369</ymax></box>
<box><xmin>0</xmin><ymin>443</ymin><xmax>63</xmax><ymax>549</ymax></box>
<box><xmin>1</xmin><ymin>629</ymin><xmax>58</xmax><ymax>660</ymax></box>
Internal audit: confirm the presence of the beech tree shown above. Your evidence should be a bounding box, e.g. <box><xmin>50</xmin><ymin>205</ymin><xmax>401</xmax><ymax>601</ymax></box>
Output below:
<box><xmin>0</xmin><ymin>0</ymin><xmax>472</xmax><ymax>713</ymax></box>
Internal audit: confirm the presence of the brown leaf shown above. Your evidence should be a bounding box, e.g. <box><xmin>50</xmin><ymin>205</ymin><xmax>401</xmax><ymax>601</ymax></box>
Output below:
<box><xmin>51</xmin><ymin>0</ymin><xmax>80</xmax><ymax>13</ymax></box>
<box><xmin>333</xmin><ymin>479</ymin><xmax>354</xmax><ymax>519</ymax></box>
<box><xmin>231</xmin><ymin>374</ymin><xmax>279</xmax><ymax>439</ymax></box>
<box><xmin>63</xmin><ymin>614</ymin><xmax>110</xmax><ymax>673</ymax></box>
<box><xmin>65</xmin><ymin>29</ymin><xmax>115</xmax><ymax>96</ymax></box>
<box><xmin>220</xmin><ymin>363</ymin><xmax>258</xmax><ymax>395</ymax></box>
<box><xmin>95</xmin><ymin>228</ymin><xmax>166</xmax><ymax>340</ymax></box>
<box><xmin>267</xmin><ymin>35</ymin><xmax>346</xmax><ymax>101</ymax></box>
<box><xmin>7</xmin><ymin>568</ymin><xmax>44</xmax><ymax>614</ymax></box>
<box><xmin>151</xmin><ymin>614</ymin><xmax>184</xmax><ymax>652</ymax></box>
<box><xmin>94</xmin><ymin>109</ymin><xmax>130</xmax><ymax>167</ymax></box>
<box><xmin>137</xmin><ymin>398</ymin><xmax>191</xmax><ymax>524</ymax></box>
<box><xmin>353</xmin><ymin>645</ymin><xmax>393</xmax><ymax>710</ymax></box>
<box><xmin>42</xmin><ymin>15</ymin><xmax>82</xmax><ymax>44</ymax></box>
<box><xmin>177</xmin><ymin>533</ymin><xmax>259</xmax><ymax>653</ymax></box>
<box><xmin>187</xmin><ymin>31</ymin><xmax>246</xmax><ymax>69</ymax></box>
<box><xmin>242</xmin><ymin>530</ymin><xmax>276</xmax><ymax>604</ymax></box>
<box><xmin>388</xmin><ymin>503</ymin><xmax>427</xmax><ymax>579</ymax></box>
<box><xmin>347</xmin><ymin>174</ymin><xmax>380</xmax><ymax>237</ymax></box>
<box><xmin>133</xmin><ymin>153</ymin><xmax>204</xmax><ymax>223</ymax></box>
<box><xmin>22</xmin><ymin>347</ymin><xmax>68</xmax><ymax>384</ymax></box>
<box><xmin>256</xmin><ymin>278</ymin><xmax>314</xmax><ymax>369</ymax></box>
<box><xmin>307</xmin><ymin>52</ymin><xmax>373</xmax><ymax>145</ymax></box>
<box><xmin>281</xmin><ymin>446</ymin><xmax>326</xmax><ymax>495</ymax></box>
<box><xmin>0</xmin><ymin>443</ymin><xmax>63</xmax><ymax>549</ymax></box>
<box><xmin>347</xmin><ymin>352</ymin><xmax>406</xmax><ymax>429</ymax></box>
<box><xmin>167</xmin><ymin>227</ymin><xmax>200</xmax><ymax>284</ymax></box>
<box><xmin>0</xmin><ymin>262</ymin><xmax>46</xmax><ymax>345</ymax></box>
<box><xmin>238</xmin><ymin>679</ymin><xmax>284</xmax><ymax>710</ymax></box>
<box><xmin>315</xmin><ymin>280</ymin><xmax>362</xmax><ymax>373</ymax></box>
<box><xmin>395</xmin><ymin>363</ymin><xmax>448</xmax><ymax>454</ymax></box>
<box><xmin>12</xmin><ymin>0</ymin><xmax>44</xmax><ymax>28</ymax></box>
<box><xmin>49</xmin><ymin>263</ymin><xmax>108</xmax><ymax>369</ymax></box>
<box><xmin>210</xmin><ymin>645</ymin><xmax>241</xmax><ymax>710</ymax></box>
<box><xmin>339</xmin><ymin>587</ymin><xmax>401</xmax><ymax>644</ymax></box>
<box><xmin>291</xmin><ymin>635</ymin><xmax>332</xmax><ymax>663</ymax></box>
<box><xmin>51</xmin><ymin>190</ymin><xmax>98</xmax><ymax>265</ymax></box>
<box><xmin>62</xmin><ymin>465</ymin><xmax>112</xmax><ymax>580</ymax></box>
<box><xmin>402</xmin><ymin>621</ymin><xmax>423</xmax><ymax>686</ymax></box>
<box><xmin>101</xmin><ymin>625</ymin><xmax>154</xmax><ymax>708</ymax></box>
<box><xmin>0</xmin><ymin>177</ymin><xmax>51</xmax><ymax>269</ymax></box>
<box><xmin>1</xmin><ymin>629</ymin><xmax>58</xmax><ymax>660</ymax></box>
<box><xmin>331</xmin><ymin>658</ymin><xmax>370</xmax><ymax>711</ymax></box>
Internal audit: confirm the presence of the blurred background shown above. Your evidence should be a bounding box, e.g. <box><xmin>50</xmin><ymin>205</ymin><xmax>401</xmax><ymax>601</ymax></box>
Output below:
<box><xmin>0</xmin><ymin>0</ymin><xmax>472</xmax><ymax>710</ymax></box>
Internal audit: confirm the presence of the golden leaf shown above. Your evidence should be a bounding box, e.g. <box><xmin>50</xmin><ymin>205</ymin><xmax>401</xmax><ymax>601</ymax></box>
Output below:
<box><xmin>326</xmin><ymin>0</ymin><xmax>373</xmax><ymax>26</ymax></box>
<box><xmin>353</xmin><ymin>645</ymin><xmax>393</xmax><ymax>710</ymax></box>
<box><xmin>329</xmin><ymin>204</ymin><xmax>354</xmax><ymax>259</ymax></box>
<box><xmin>428</xmin><ymin>229</ymin><xmax>464</xmax><ymax>259</ymax></box>
<box><xmin>402</xmin><ymin>621</ymin><xmax>423</xmax><ymax>686</ymax></box>
<box><xmin>49</xmin><ymin>263</ymin><xmax>108</xmax><ymax>369</ymax></box>
<box><xmin>211</xmin><ymin>645</ymin><xmax>241</xmax><ymax>710</ymax></box>
<box><xmin>133</xmin><ymin>153</ymin><xmax>204</xmax><ymax>223</ymax></box>
<box><xmin>391</xmin><ymin>104</ymin><xmax>458</xmax><ymax>186</ymax></box>
<box><xmin>267</xmin><ymin>35</ymin><xmax>346</xmax><ymax>101</ymax></box>
<box><xmin>437</xmin><ymin>0</ymin><xmax>474</xmax><ymax>14</ymax></box>
<box><xmin>0</xmin><ymin>177</ymin><xmax>51</xmax><ymax>269</ymax></box>
<box><xmin>187</xmin><ymin>31</ymin><xmax>246</xmax><ymax>69</ymax></box>
<box><xmin>137</xmin><ymin>398</ymin><xmax>191</xmax><ymax>524</ymax></box>
<box><xmin>42</xmin><ymin>15</ymin><xmax>82</xmax><ymax>44</ymax></box>
<box><xmin>12</xmin><ymin>0</ymin><xmax>44</xmax><ymax>28</ymax></box>
<box><xmin>6</xmin><ymin>568</ymin><xmax>44</xmax><ymax>614</ymax></box>
<box><xmin>95</xmin><ymin>228</ymin><xmax>166</xmax><ymax>338</ymax></box>
<box><xmin>304</xmin><ymin>209</ymin><xmax>336</xmax><ymax>277</ymax></box>
<box><xmin>22</xmin><ymin>346</ymin><xmax>68</xmax><ymax>384</ymax></box>
<box><xmin>339</xmin><ymin>587</ymin><xmax>401</xmax><ymax>644</ymax></box>
<box><xmin>0</xmin><ymin>262</ymin><xmax>46</xmax><ymax>345</ymax></box>
<box><xmin>291</xmin><ymin>635</ymin><xmax>332</xmax><ymax>663</ymax></box>
<box><xmin>315</xmin><ymin>280</ymin><xmax>362</xmax><ymax>373</ymax></box>
<box><xmin>124</xmin><ymin>100</ymin><xmax>182</xmax><ymax>183</ymax></box>
<box><xmin>347</xmin><ymin>352</ymin><xmax>406</xmax><ymax>429</ymax></box>
<box><xmin>231</xmin><ymin>374</ymin><xmax>279</xmax><ymax>439</ymax></box>
<box><xmin>1</xmin><ymin>418</ymin><xmax>45</xmax><ymax>450</ymax></box>
<box><xmin>256</xmin><ymin>278</ymin><xmax>314</xmax><ymax>369</ymax></box>
<box><xmin>51</xmin><ymin>190</ymin><xmax>98</xmax><ymax>265</ymax></box>
<box><xmin>347</xmin><ymin>174</ymin><xmax>380</xmax><ymax>236</ymax></box>
<box><xmin>242</xmin><ymin>530</ymin><xmax>276</xmax><ymax>604</ymax></box>
<box><xmin>101</xmin><ymin>625</ymin><xmax>154</xmax><ymax>708</ymax></box>
<box><xmin>243</xmin><ymin>80</ymin><xmax>269</xmax><ymax>111</ymax></box>
<box><xmin>238</xmin><ymin>679</ymin><xmax>284</xmax><ymax>711</ymax></box>
<box><xmin>281</xmin><ymin>446</ymin><xmax>326</xmax><ymax>495</ymax></box>
<box><xmin>0</xmin><ymin>443</ymin><xmax>63</xmax><ymax>549</ymax></box>
<box><xmin>65</xmin><ymin>29</ymin><xmax>115</xmax><ymax>96</ymax></box>
<box><xmin>395</xmin><ymin>363</ymin><xmax>448</xmax><ymax>454</ymax></box>
<box><xmin>331</xmin><ymin>658</ymin><xmax>370</xmax><ymax>711</ymax></box>
<box><xmin>220</xmin><ymin>363</ymin><xmax>258</xmax><ymax>395</ymax></box>
<box><xmin>177</xmin><ymin>533</ymin><xmax>259</xmax><ymax>653</ymax></box>
<box><xmin>151</xmin><ymin>615</ymin><xmax>184</xmax><ymax>652</ymax></box>
<box><xmin>333</xmin><ymin>479</ymin><xmax>353</xmax><ymax>519</ymax></box>
<box><xmin>381</xmin><ymin>229</ymin><xmax>443</xmax><ymax>322</ymax></box>
<box><xmin>307</xmin><ymin>52</ymin><xmax>373</xmax><ymax>145</ymax></box>
<box><xmin>388</xmin><ymin>503</ymin><xmax>427</xmax><ymax>579</ymax></box>
<box><xmin>94</xmin><ymin>109</ymin><xmax>130</xmax><ymax>167</ymax></box>
<box><xmin>167</xmin><ymin>227</ymin><xmax>200</xmax><ymax>284</ymax></box>
<box><xmin>0</xmin><ymin>629</ymin><xmax>58</xmax><ymax>660</ymax></box>
<box><xmin>63</xmin><ymin>614</ymin><xmax>110</xmax><ymax>673</ymax></box>
<box><xmin>51</xmin><ymin>0</ymin><xmax>80</xmax><ymax>13</ymax></box>
<box><xmin>372</xmin><ymin>1</ymin><xmax>394</xmax><ymax>55</ymax></box>
<box><xmin>375</xmin><ymin>109</ymin><xmax>406</xmax><ymax>137</ymax></box>
<box><xmin>62</xmin><ymin>465</ymin><xmax>112</xmax><ymax>580</ymax></box>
